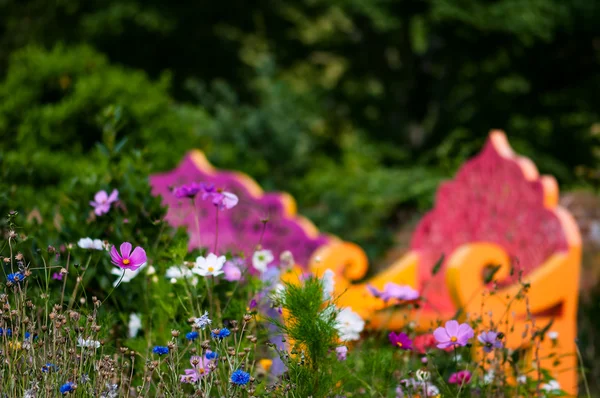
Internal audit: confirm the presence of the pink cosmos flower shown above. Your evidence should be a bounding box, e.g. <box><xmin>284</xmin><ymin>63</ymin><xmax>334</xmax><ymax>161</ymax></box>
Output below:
<box><xmin>433</xmin><ymin>320</ymin><xmax>474</xmax><ymax>349</ymax></box>
<box><xmin>223</xmin><ymin>261</ymin><xmax>242</xmax><ymax>281</ymax></box>
<box><xmin>388</xmin><ymin>332</ymin><xmax>412</xmax><ymax>350</ymax></box>
<box><xmin>110</xmin><ymin>242</ymin><xmax>147</xmax><ymax>271</ymax></box>
<box><xmin>90</xmin><ymin>189</ymin><xmax>119</xmax><ymax>216</ymax></box>
<box><xmin>212</xmin><ymin>191</ymin><xmax>239</xmax><ymax>210</ymax></box>
<box><xmin>448</xmin><ymin>370</ymin><xmax>472</xmax><ymax>385</ymax></box>
<box><xmin>180</xmin><ymin>355</ymin><xmax>211</xmax><ymax>383</ymax></box>
<box><xmin>367</xmin><ymin>283</ymin><xmax>419</xmax><ymax>302</ymax></box>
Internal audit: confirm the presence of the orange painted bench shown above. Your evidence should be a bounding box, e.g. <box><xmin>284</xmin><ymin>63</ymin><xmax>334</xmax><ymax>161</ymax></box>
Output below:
<box><xmin>310</xmin><ymin>131</ymin><xmax>581</xmax><ymax>394</ymax></box>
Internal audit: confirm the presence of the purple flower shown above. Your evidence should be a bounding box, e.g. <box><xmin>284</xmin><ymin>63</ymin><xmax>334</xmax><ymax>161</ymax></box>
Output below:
<box><xmin>433</xmin><ymin>320</ymin><xmax>474</xmax><ymax>349</ymax></box>
<box><xmin>223</xmin><ymin>260</ymin><xmax>242</xmax><ymax>281</ymax></box>
<box><xmin>478</xmin><ymin>331</ymin><xmax>503</xmax><ymax>353</ymax></box>
<box><xmin>90</xmin><ymin>189</ymin><xmax>118</xmax><ymax>216</ymax></box>
<box><xmin>52</xmin><ymin>273</ymin><xmax>63</xmax><ymax>281</ymax></box>
<box><xmin>448</xmin><ymin>370</ymin><xmax>472</xmax><ymax>385</ymax></box>
<box><xmin>335</xmin><ymin>346</ymin><xmax>348</xmax><ymax>361</ymax></box>
<box><xmin>249</xmin><ymin>298</ymin><xmax>258</xmax><ymax>310</ymax></box>
<box><xmin>212</xmin><ymin>191</ymin><xmax>239</xmax><ymax>210</ymax></box>
<box><xmin>110</xmin><ymin>242</ymin><xmax>147</xmax><ymax>271</ymax></box>
<box><xmin>180</xmin><ymin>356</ymin><xmax>211</xmax><ymax>383</ymax></box>
<box><xmin>174</xmin><ymin>183</ymin><xmax>202</xmax><ymax>199</ymax></box>
<box><xmin>388</xmin><ymin>332</ymin><xmax>413</xmax><ymax>350</ymax></box>
<box><xmin>200</xmin><ymin>183</ymin><xmax>216</xmax><ymax>200</ymax></box>
<box><xmin>367</xmin><ymin>283</ymin><xmax>419</xmax><ymax>302</ymax></box>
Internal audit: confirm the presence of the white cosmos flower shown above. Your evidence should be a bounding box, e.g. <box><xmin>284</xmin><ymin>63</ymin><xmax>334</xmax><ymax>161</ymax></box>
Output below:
<box><xmin>77</xmin><ymin>336</ymin><xmax>101</xmax><ymax>349</ymax></box>
<box><xmin>542</xmin><ymin>380</ymin><xmax>561</xmax><ymax>392</ymax></box>
<box><xmin>322</xmin><ymin>269</ymin><xmax>335</xmax><ymax>300</ymax></box>
<box><xmin>516</xmin><ymin>375</ymin><xmax>527</xmax><ymax>384</ymax></box>
<box><xmin>192</xmin><ymin>253</ymin><xmax>226</xmax><ymax>277</ymax></box>
<box><xmin>111</xmin><ymin>263</ymin><xmax>146</xmax><ymax>287</ymax></box>
<box><xmin>128</xmin><ymin>313</ymin><xmax>142</xmax><ymax>338</ymax></box>
<box><xmin>78</xmin><ymin>237</ymin><xmax>105</xmax><ymax>250</ymax></box>
<box><xmin>252</xmin><ymin>249</ymin><xmax>274</xmax><ymax>273</ymax></box>
<box><xmin>335</xmin><ymin>307</ymin><xmax>365</xmax><ymax>341</ymax></box>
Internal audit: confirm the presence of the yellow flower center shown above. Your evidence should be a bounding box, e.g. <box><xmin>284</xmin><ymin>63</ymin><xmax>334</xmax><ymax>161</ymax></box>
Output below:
<box><xmin>397</xmin><ymin>342</ymin><xmax>403</xmax><ymax>347</ymax></box>
<box><xmin>450</xmin><ymin>336</ymin><xmax>457</xmax><ymax>342</ymax></box>
<box><xmin>199</xmin><ymin>368</ymin><xmax>205</xmax><ymax>374</ymax></box>
<box><xmin>123</xmin><ymin>259</ymin><xmax>130</xmax><ymax>265</ymax></box>
<box><xmin>208</xmin><ymin>266</ymin><xmax>214</xmax><ymax>272</ymax></box>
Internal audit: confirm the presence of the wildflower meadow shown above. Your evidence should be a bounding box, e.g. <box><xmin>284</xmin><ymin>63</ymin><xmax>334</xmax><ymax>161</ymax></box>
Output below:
<box><xmin>2</xmin><ymin>2</ymin><xmax>600</xmax><ymax>396</ymax></box>
<box><xmin>0</xmin><ymin>171</ymin><xmax>586</xmax><ymax>396</ymax></box>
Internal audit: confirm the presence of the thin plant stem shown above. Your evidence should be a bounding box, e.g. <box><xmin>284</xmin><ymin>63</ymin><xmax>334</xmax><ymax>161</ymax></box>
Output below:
<box><xmin>214</xmin><ymin>207</ymin><xmax>219</xmax><ymax>254</ymax></box>
<box><xmin>575</xmin><ymin>340</ymin><xmax>592</xmax><ymax>398</ymax></box>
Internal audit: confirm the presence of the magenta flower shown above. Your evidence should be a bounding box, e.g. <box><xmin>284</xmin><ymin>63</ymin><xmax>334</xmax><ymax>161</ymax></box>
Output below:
<box><xmin>448</xmin><ymin>370</ymin><xmax>472</xmax><ymax>385</ymax></box>
<box><xmin>248</xmin><ymin>299</ymin><xmax>258</xmax><ymax>310</ymax></box>
<box><xmin>180</xmin><ymin>355</ymin><xmax>211</xmax><ymax>383</ymax></box>
<box><xmin>90</xmin><ymin>189</ymin><xmax>118</xmax><ymax>216</ymax></box>
<box><xmin>212</xmin><ymin>191</ymin><xmax>239</xmax><ymax>210</ymax></box>
<box><xmin>388</xmin><ymin>332</ymin><xmax>413</xmax><ymax>350</ymax></box>
<box><xmin>223</xmin><ymin>261</ymin><xmax>242</xmax><ymax>281</ymax></box>
<box><xmin>110</xmin><ymin>242</ymin><xmax>147</xmax><ymax>271</ymax></box>
<box><xmin>367</xmin><ymin>283</ymin><xmax>419</xmax><ymax>302</ymax></box>
<box><xmin>478</xmin><ymin>331</ymin><xmax>503</xmax><ymax>353</ymax></box>
<box><xmin>52</xmin><ymin>273</ymin><xmax>63</xmax><ymax>281</ymax></box>
<box><xmin>433</xmin><ymin>320</ymin><xmax>474</xmax><ymax>349</ymax></box>
<box><xmin>174</xmin><ymin>183</ymin><xmax>202</xmax><ymax>199</ymax></box>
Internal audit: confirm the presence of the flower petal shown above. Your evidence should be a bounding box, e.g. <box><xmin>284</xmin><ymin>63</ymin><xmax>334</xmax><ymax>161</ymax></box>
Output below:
<box><xmin>120</xmin><ymin>242</ymin><xmax>133</xmax><ymax>259</ymax></box>
<box><xmin>445</xmin><ymin>320</ymin><xmax>459</xmax><ymax>336</ymax></box>
<box><xmin>433</xmin><ymin>327</ymin><xmax>450</xmax><ymax>343</ymax></box>
<box><xmin>94</xmin><ymin>191</ymin><xmax>108</xmax><ymax>203</ymax></box>
<box><xmin>107</xmin><ymin>189</ymin><xmax>119</xmax><ymax>203</ymax></box>
<box><xmin>457</xmin><ymin>323</ymin><xmax>474</xmax><ymax>339</ymax></box>
<box><xmin>110</xmin><ymin>246</ymin><xmax>122</xmax><ymax>265</ymax></box>
<box><xmin>129</xmin><ymin>247</ymin><xmax>147</xmax><ymax>267</ymax></box>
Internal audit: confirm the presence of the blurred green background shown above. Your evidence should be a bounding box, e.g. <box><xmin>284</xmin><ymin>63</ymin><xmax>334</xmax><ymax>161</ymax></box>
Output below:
<box><xmin>1</xmin><ymin>0</ymin><xmax>600</xmax><ymax>389</ymax></box>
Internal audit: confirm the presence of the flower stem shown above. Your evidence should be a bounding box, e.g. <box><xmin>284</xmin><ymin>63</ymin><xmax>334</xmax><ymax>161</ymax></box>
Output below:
<box><xmin>214</xmin><ymin>207</ymin><xmax>219</xmax><ymax>254</ymax></box>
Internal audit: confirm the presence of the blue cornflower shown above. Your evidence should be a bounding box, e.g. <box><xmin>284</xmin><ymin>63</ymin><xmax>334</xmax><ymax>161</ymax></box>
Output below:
<box><xmin>7</xmin><ymin>272</ymin><xmax>24</xmax><ymax>284</ymax></box>
<box><xmin>205</xmin><ymin>350</ymin><xmax>218</xmax><ymax>360</ymax></box>
<box><xmin>231</xmin><ymin>369</ymin><xmax>251</xmax><ymax>385</ymax></box>
<box><xmin>42</xmin><ymin>363</ymin><xmax>58</xmax><ymax>373</ymax></box>
<box><xmin>186</xmin><ymin>331</ymin><xmax>199</xmax><ymax>341</ymax></box>
<box><xmin>211</xmin><ymin>328</ymin><xmax>231</xmax><ymax>339</ymax></box>
<box><xmin>152</xmin><ymin>346</ymin><xmax>169</xmax><ymax>355</ymax></box>
<box><xmin>0</xmin><ymin>328</ymin><xmax>13</xmax><ymax>337</ymax></box>
<box><xmin>60</xmin><ymin>381</ymin><xmax>75</xmax><ymax>394</ymax></box>
<box><xmin>25</xmin><ymin>332</ymin><xmax>31</xmax><ymax>340</ymax></box>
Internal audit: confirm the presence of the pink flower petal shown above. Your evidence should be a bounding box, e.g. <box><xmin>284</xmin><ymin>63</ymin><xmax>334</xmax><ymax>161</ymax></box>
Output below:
<box><xmin>128</xmin><ymin>247</ymin><xmax>147</xmax><ymax>268</ymax></box>
<box><xmin>94</xmin><ymin>190</ymin><xmax>108</xmax><ymax>203</ymax></box>
<box><xmin>221</xmin><ymin>192</ymin><xmax>238</xmax><ymax>209</ymax></box>
<box><xmin>107</xmin><ymin>189</ymin><xmax>119</xmax><ymax>204</ymax></box>
<box><xmin>458</xmin><ymin>323</ymin><xmax>474</xmax><ymax>339</ymax></box>
<box><xmin>120</xmin><ymin>242</ymin><xmax>133</xmax><ymax>258</ymax></box>
<box><xmin>433</xmin><ymin>327</ymin><xmax>450</xmax><ymax>343</ymax></box>
<box><xmin>110</xmin><ymin>246</ymin><xmax>122</xmax><ymax>266</ymax></box>
<box><xmin>445</xmin><ymin>320</ymin><xmax>459</xmax><ymax>336</ymax></box>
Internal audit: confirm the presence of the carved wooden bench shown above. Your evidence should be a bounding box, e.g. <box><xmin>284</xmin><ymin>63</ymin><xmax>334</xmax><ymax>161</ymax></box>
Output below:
<box><xmin>149</xmin><ymin>131</ymin><xmax>580</xmax><ymax>394</ymax></box>
<box><xmin>311</xmin><ymin>131</ymin><xmax>581</xmax><ymax>394</ymax></box>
